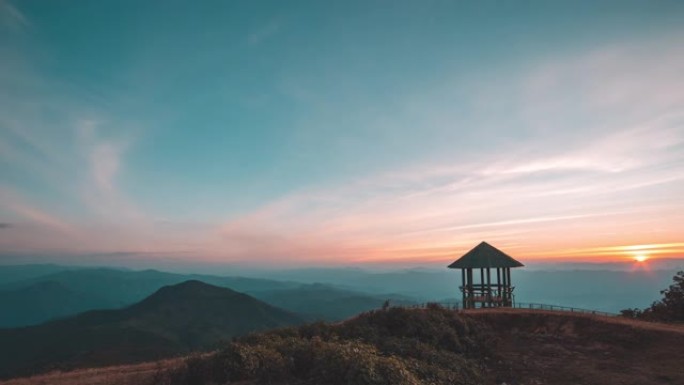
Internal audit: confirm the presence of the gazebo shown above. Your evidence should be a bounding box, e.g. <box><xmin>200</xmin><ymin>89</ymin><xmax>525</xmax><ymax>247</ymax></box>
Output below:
<box><xmin>447</xmin><ymin>241</ymin><xmax>524</xmax><ymax>309</ymax></box>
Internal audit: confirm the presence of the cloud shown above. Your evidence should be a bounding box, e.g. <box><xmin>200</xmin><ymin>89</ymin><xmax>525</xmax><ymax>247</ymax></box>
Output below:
<box><xmin>247</xmin><ymin>19</ymin><xmax>283</xmax><ymax>46</ymax></box>
<box><xmin>0</xmin><ymin>187</ymin><xmax>76</xmax><ymax>236</ymax></box>
<box><xmin>0</xmin><ymin>223</ymin><xmax>12</xmax><ymax>229</ymax></box>
<box><xmin>0</xmin><ymin>0</ymin><xmax>28</xmax><ymax>32</ymax></box>
<box><xmin>81</xmin><ymin>130</ymin><xmax>140</xmax><ymax>218</ymax></box>
<box><xmin>1</xmin><ymin>23</ymin><xmax>682</xmax><ymax>266</ymax></box>
<box><xmin>91</xmin><ymin>141</ymin><xmax>123</xmax><ymax>193</ymax></box>
<box><xmin>0</xmin><ymin>36</ymin><xmax>148</xmax><ymax>253</ymax></box>
<box><xmin>212</xmin><ymin>35</ymin><xmax>684</xmax><ymax>265</ymax></box>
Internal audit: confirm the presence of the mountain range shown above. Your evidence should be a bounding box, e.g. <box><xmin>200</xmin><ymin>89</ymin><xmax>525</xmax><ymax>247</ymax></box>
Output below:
<box><xmin>1</xmin><ymin>262</ymin><xmax>682</xmax><ymax>328</ymax></box>
<box><xmin>0</xmin><ymin>266</ymin><xmax>408</xmax><ymax>327</ymax></box>
<box><xmin>0</xmin><ymin>280</ymin><xmax>112</xmax><ymax>327</ymax></box>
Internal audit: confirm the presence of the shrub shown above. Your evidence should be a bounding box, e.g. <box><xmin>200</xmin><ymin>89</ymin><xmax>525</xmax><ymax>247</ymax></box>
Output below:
<box><xmin>155</xmin><ymin>307</ymin><xmax>490</xmax><ymax>385</ymax></box>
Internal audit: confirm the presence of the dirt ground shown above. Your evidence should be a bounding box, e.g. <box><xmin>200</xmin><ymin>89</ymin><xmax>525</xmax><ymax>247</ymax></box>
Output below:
<box><xmin>470</xmin><ymin>310</ymin><xmax>684</xmax><ymax>385</ymax></box>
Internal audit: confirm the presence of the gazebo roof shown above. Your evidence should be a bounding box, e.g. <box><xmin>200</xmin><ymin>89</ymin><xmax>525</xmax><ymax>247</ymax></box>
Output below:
<box><xmin>447</xmin><ymin>241</ymin><xmax>524</xmax><ymax>269</ymax></box>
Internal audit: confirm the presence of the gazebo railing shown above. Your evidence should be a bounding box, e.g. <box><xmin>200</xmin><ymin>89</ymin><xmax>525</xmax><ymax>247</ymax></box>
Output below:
<box><xmin>511</xmin><ymin>302</ymin><xmax>617</xmax><ymax>317</ymax></box>
<box><xmin>395</xmin><ymin>301</ymin><xmax>617</xmax><ymax>317</ymax></box>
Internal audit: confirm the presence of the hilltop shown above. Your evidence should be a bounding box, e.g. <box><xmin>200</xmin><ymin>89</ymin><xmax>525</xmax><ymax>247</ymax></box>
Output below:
<box><xmin>3</xmin><ymin>307</ymin><xmax>682</xmax><ymax>385</ymax></box>
<box><xmin>0</xmin><ymin>280</ymin><xmax>304</xmax><ymax>379</ymax></box>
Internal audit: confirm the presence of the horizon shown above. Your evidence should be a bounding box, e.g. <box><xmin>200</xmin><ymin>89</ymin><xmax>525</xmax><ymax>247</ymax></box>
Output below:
<box><xmin>1</xmin><ymin>256</ymin><xmax>683</xmax><ymax>276</ymax></box>
<box><xmin>2</xmin><ymin>0</ymin><xmax>684</xmax><ymax>268</ymax></box>
<box><xmin>2</xmin><ymin>257</ymin><xmax>681</xmax><ymax>316</ymax></box>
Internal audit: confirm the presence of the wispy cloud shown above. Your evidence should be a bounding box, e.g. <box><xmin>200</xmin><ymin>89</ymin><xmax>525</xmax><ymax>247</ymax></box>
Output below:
<box><xmin>0</xmin><ymin>187</ymin><xmax>76</xmax><ymax>235</ymax></box>
<box><xmin>247</xmin><ymin>19</ymin><xmax>283</xmax><ymax>46</ymax></box>
<box><xmin>0</xmin><ymin>0</ymin><xmax>28</xmax><ymax>32</ymax></box>
<box><xmin>212</xmin><ymin>36</ymin><xmax>684</xmax><ymax>265</ymax></box>
<box><xmin>1</xmin><ymin>16</ymin><xmax>682</xmax><ymax>266</ymax></box>
<box><xmin>0</xmin><ymin>26</ymin><xmax>149</xmax><ymax>253</ymax></box>
<box><xmin>77</xmin><ymin>120</ymin><xmax>144</xmax><ymax>221</ymax></box>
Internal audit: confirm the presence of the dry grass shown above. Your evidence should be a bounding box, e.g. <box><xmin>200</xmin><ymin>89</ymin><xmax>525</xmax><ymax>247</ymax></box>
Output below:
<box><xmin>0</xmin><ymin>359</ymin><xmax>184</xmax><ymax>385</ymax></box>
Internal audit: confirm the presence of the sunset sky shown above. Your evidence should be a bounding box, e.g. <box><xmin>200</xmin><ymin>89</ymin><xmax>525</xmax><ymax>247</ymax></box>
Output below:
<box><xmin>1</xmin><ymin>1</ymin><xmax>683</xmax><ymax>267</ymax></box>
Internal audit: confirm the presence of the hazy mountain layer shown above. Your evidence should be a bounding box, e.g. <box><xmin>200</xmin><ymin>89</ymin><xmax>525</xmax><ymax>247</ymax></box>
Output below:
<box><xmin>0</xmin><ymin>266</ymin><xmax>417</xmax><ymax>326</ymax></box>
<box><xmin>0</xmin><ymin>281</ymin><xmax>117</xmax><ymax>327</ymax></box>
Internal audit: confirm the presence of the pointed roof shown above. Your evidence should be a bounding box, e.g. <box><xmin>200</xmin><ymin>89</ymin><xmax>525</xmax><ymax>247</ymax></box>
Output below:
<box><xmin>447</xmin><ymin>241</ymin><xmax>524</xmax><ymax>269</ymax></box>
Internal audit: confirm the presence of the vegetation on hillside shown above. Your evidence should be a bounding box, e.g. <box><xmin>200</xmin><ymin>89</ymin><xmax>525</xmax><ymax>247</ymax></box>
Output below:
<box><xmin>154</xmin><ymin>305</ymin><xmax>492</xmax><ymax>385</ymax></box>
<box><xmin>4</xmin><ymin>308</ymin><xmax>684</xmax><ymax>385</ymax></box>
<box><xmin>621</xmin><ymin>271</ymin><xmax>684</xmax><ymax>322</ymax></box>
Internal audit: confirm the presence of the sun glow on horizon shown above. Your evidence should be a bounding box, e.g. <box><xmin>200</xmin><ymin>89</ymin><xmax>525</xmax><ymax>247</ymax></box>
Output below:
<box><xmin>633</xmin><ymin>255</ymin><xmax>649</xmax><ymax>262</ymax></box>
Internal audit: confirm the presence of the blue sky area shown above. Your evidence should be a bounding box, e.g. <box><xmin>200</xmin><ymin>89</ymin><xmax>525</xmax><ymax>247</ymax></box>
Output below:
<box><xmin>1</xmin><ymin>1</ymin><xmax>683</xmax><ymax>267</ymax></box>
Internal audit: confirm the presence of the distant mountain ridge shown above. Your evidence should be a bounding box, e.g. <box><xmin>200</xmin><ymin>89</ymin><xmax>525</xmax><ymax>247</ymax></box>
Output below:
<box><xmin>0</xmin><ymin>280</ymin><xmax>304</xmax><ymax>379</ymax></box>
<box><xmin>0</xmin><ymin>280</ymin><xmax>114</xmax><ymax>327</ymax></box>
<box><xmin>0</xmin><ymin>267</ymin><xmax>301</xmax><ymax>304</ymax></box>
<box><xmin>252</xmin><ymin>282</ymin><xmax>415</xmax><ymax>320</ymax></box>
<box><xmin>0</xmin><ymin>266</ymin><xmax>415</xmax><ymax>326</ymax></box>
<box><xmin>0</xmin><ymin>264</ymin><xmax>76</xmax><ymax>285</ymax></box>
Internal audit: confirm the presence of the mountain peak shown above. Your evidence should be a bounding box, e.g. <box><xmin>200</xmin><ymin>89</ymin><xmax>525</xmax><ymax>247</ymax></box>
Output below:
<box><xmin>135</xmin><ymin>280</ymin><xmax>245</xmax><ymax>309</ymax></box>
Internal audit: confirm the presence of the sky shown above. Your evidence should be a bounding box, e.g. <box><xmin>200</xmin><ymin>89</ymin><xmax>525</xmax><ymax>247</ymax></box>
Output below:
<box><xmin>1</xmin><ymin>0</ymin><xmax>684</xmax><ymax>268</ymax></box>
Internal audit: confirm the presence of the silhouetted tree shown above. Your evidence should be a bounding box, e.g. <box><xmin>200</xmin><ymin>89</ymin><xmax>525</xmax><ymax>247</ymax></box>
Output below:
<box><xmin>648</xmin><ymin>270</ymin><xmax>684</xmax><ymax>321</ymax></box>
<box><xmin>622</xmin><ymin>271</ymin><xmax>684</xmax><ymax>322</ymax></box>
<box><xmin>619</xmin><ymin>308</ymin><xmax>642</xmax><ymax>319</ymax></box>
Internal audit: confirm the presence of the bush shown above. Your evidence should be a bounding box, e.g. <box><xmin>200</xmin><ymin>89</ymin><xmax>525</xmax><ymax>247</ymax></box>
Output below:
<box><xmin>155</xmin><ymin>307</ymin><xmax>490</xmax><ymax>385</ymax></box>
<box><xmin>619</xmin><ymin>308</ymin><xmax>642</xmax><ymax>319</ymax></box>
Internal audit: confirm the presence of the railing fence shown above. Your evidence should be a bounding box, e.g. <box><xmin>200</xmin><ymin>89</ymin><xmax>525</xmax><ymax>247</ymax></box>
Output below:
<box><xmin>395</xmin><ymin>301</ymin><xmax>616</xmax><ymax>317</ymax></box>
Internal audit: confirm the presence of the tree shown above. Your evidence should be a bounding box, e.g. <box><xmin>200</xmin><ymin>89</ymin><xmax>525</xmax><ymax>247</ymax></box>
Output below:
<box><xmin>623</xmin><ymin>271</ymin><xmax>684</xmax><ymax>322</ymax></box>
<box><xmin>619</xmin><ymin>308</ymin><xmax>642</xmax><ymax>319</ymax></box>
<box><xmin>648</xmin><ymin>270</ymin><xmax>684</xmax><ymax>322</ymax></box>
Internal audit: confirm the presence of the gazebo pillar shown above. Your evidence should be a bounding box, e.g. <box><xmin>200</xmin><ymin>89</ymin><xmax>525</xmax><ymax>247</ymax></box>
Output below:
<box><xmin>486</xmin><ymin>267</ymin><xmax>491</xmax><ymax>307</ymax></box>
<box><xmin>496</xmin><ymin>267</ymin><xmax>501</xmax><ymax>301</ymax></box>
<box><xmin>502</xmin><ymin>267</ymin><xmax>508</xmax><ymax>305</ymax></box>
<box><xmin>461</xmin><ymin>268</ymin><xmax>466</xmax><ymax>307</ymax></box>
<box><xmin>467</xmin><ymin>268</ymin><xmax>473</xmax><ymax>308</ymax></box>
<box><xmin>501</xmin><ymin>267</ymin><xmax>512</xmax><ymax>306</ymax></box>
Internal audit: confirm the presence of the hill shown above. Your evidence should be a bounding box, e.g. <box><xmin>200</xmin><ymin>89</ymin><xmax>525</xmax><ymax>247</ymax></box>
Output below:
<box><xmin>0</xmin><ymin>281</ymin><xmax>116</xmax><ymax>328</ymax></box>
<box><xmin>4</xmin><ymin>307</ymin><xmax>680</xmax><ymax>385</ymax></box>
<box><xmin>154</xmin><ymin>307</ymin><xmax>684</xmax><ymax>385</ymax></box>
<box><xmin>0</xmin><ymin>280</ymin><xmax>304</xmax><ymax>379</ymax></box>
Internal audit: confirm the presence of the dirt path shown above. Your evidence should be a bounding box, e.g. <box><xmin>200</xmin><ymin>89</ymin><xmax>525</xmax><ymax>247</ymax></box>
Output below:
<box><xmin>466</xmin><ymin>308</ymin><xmax>684</xmax><ymax>334</ymax></box>
<box><xmin>0</xmin><ymin>359</ymin><xmax>182</xmax><ymax>385</ymax></box>
<box><xmin>468</xmin><ymin>310</ymin><xmax>684</xmax><ymax>385</ymax></box>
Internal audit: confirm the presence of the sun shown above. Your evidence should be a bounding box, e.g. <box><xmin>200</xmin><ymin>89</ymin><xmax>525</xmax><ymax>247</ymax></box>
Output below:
<box><xmin>633</xmin><ymin>255</ymin><xmax>649</xmax><ymax>262</ymax></box>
